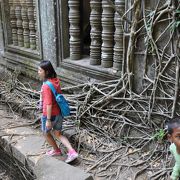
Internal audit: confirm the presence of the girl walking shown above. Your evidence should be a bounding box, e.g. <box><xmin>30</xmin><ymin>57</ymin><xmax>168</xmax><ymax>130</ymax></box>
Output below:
<box><xmin>38</xmin><ymin>60</ymin><xmax>78</xmax><ymax>163</ymax></box>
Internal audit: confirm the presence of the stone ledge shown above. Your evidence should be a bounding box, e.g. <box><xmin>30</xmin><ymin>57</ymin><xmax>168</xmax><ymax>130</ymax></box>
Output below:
<box><xmin>35</xmin><ymin>156</ymin><xmax>93</xmax><ymax>180</ymax></box>
<box><xmin>0</xmin><ymin>106</ymin><xmax>93</xmax><ymax>180</ymax></box>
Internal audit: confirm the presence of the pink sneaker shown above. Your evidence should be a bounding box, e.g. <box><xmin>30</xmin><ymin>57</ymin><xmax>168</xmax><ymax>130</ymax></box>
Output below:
<box><xmin>46</xmin><ymin>149</ymin><xmax>61</xmax><ymax>156</ymax></box>
<box><xmin>65</xmin><ymin>150</ymin><xmax>78</xmax><ymax>163</ymax></box>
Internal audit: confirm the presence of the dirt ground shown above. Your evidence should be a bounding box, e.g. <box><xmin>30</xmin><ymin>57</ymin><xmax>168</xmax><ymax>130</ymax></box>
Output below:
<box><xmin>0</xmin><ymin>102</ymin><xmax>147</xmax><ymax>180</ymax></box>
<box><xmin>0</xmin><ymin>102</ymin><xmax>173</xmax><ymax>180</ymax></box>
<box><xmin>0</xmin><ymin>68</ymin><xmax>174</xmax><ymax>180</ymax></box>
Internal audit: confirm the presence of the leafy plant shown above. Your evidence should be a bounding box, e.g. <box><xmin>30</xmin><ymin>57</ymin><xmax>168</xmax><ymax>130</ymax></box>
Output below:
<box><xmin>175</xmin><ymin>9</ymin><xmax>180</xmax><ymax>27</ymax></box>
<box><xmin>153</xmin><ymin>129</ymin><xmax>166</xmax><ymax>141</ymax></box>
<box><xmin>170</xmin><ymin>8</ymin><xmax>180</xmax><ymax>32</ymax></box>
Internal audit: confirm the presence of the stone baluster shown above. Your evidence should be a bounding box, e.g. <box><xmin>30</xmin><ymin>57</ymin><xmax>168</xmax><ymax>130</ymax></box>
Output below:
<box><xmin>113</xmin><ymin>0</ymin><xmax>125</xmax><ymax>71</ymax></box>
<box><xmin>10</xmin><ymin>0</ymin><xmax>18</xmax><ymax>46</ymax></box>
<box><xmin>33</xmin><ymin>0</ymin><xmax>39</xmax><ymax>51</ymax></box>
<box><xmin>90</xmin><ymin>0</ymin><xmax>102</xmax><ymax>65</ymax></box>
<box><xmin>9</xmin><ymin>0</ymin><xmax>13</xmax><ymax>8</ymax></box>
<box><xmin>33</xmin><ymin>0</ymin><xmax>36</xmax><ymax>7</ymax></box>
<box><xmin>68</xmin><ymin>0</ymin><xmax>81</xmax><ymax>60</ymax></box>
<box><xmin>27</xmin><ymin>0</ymin><xmax>36</xmax><ymax>50</ymax></box>
<box><xmin>101</xmin><ymin>0</ymin><xmax>114</xmax><ymax>68</ymax></box>
<box><xmin>15</xmin><ymin>0</ymin><xmax>24</xmax><ymax>47</ymax></box>
<box><xmin>21</xmin><ymin>0</ymin><xmax>30</xmax><ymax>48</ymax></box>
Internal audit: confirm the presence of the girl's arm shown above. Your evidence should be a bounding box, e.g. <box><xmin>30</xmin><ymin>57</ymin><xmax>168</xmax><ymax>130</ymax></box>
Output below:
<box><xmin>47</xmin><ymin>105</ymin><xmax>52</xmax><ymax>120</ymax></box>
<box><xmin>46</xmin><ymin>105</ymin><xmax>52</xmax><ymax>129</ymax></box>
<box><xmin>38</xmin><ymin>89</ymin><xmax>43</xmax><ymax>111</ymax></box>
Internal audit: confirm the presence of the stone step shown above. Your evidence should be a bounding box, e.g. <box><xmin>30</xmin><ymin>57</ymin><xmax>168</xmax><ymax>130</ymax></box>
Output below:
<box><xmin>0</xmin><ymin>105</ymin><xmax>93</xmax><ymax>180</ymax></box>
<box><xmin>35</xmin><ymin>156</ymin><xmax>93</xmax><ymax>180</ymax></box>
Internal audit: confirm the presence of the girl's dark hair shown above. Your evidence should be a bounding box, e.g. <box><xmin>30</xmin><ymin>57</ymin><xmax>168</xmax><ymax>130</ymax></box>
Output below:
<box><xmin>39</xmin><ymin>60</ymin><xmax>57</xmax><ymax>79</ymax></box>
<box><xmin>166</xmin><ymin>117</ymin><xmax>180</xmax><ymax>135</ymax></box>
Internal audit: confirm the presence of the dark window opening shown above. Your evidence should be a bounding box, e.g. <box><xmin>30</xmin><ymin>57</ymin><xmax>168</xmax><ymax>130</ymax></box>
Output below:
<box><xmin>80</xmin><ymin>0</ymin><xmax>91</xmax><ymax>56</ymax></box>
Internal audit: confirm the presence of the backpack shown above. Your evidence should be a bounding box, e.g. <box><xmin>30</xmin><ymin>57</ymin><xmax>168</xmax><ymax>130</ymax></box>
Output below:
<box><xmin>44</xmin><ymin>81</ymin><xmax>70</xmax><ymax>117</ymax></box>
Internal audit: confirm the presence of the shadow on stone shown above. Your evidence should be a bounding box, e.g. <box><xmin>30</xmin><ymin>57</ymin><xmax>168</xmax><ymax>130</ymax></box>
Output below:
<box><xmin>0</xmin><ymin>147</ymin><xmax>35</xmax><ymax>180</ymax></box>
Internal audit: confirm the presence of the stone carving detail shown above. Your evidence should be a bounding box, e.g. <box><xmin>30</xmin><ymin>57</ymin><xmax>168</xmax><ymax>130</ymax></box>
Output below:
<box><xmin>68</xmin><ymin>0</ymin><xmax>81</xmax><ymax>60</ymax></box>
<box><xmin>15</xmin><ymin>1</ymin><xmax>23</xmax><ymax>47</ymax></box>
<box><xmin>8</xmin><ymin>0</ymin><xmax>38</xmax><ymax>51</ymax></box>
<box><xmin>113</xmin><ymin>0</ymin><xmax>125</xmax><ymax>70</ymax></box>
<box><xmin>21</xmin><ymin>0</ymin><xmax>29</xmax><ymax>48</ymax></box>
<box><xmin>90</xmin><ymin>0</ymin><xmax>102</xmax><ymax>65</ymax></box>
<box><xmin>9</xmin><ymin>0</ymin><xmax>18</xmax><ymax>46</ymax></box>
<box><xmin>27</xmin><ymin>0</ymin><xmax>36</xmax><ymax>50</ymax></box>
<box><xmin>101</xmin><ymin>0</ymin><xmax>114</xmax><ymax>68</ymax></box>
<box><xmin>33</xmin><ymin>0</ymin><xmax>39</xmax><ymax>51</ymax></box>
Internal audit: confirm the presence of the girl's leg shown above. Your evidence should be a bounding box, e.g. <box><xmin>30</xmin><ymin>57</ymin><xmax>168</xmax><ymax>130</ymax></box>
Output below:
<box><xmin>44</xmin><ymin>132</ymin><xmax>59</xmax><ymax>150</ymax></box>
<box><xmin>54</xmin><ymin>130</ymin><xmax>73</xmax><ymax>151</ymax></box>
<box><xmin>54</xmin><ymin>130</ymin><xmax>78</xmax><ymax>163</ymax></box>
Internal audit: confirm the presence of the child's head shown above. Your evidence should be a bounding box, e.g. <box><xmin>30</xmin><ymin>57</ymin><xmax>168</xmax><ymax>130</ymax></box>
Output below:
<box><xmin>38</xmin><ymin>60</ymin><xmax>57</xmax><ymax>80</ymax></box>
<box><xmin>167</xmin><ymin>117</ymin><xmax>180</xmax><ymax>150</ymax></box>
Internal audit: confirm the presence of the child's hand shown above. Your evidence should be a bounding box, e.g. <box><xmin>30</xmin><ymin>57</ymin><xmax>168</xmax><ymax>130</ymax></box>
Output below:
<box><xmin>46</xmin><ymin>120</ymin><xmax>52</xmax><ymax>129</ymax></box>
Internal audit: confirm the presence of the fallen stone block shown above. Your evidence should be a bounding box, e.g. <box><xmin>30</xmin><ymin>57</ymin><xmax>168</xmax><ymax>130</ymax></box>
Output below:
<box><xmin>35</xmin><ymin>156</ymin><xmax>93</xmax><ymax>180</ymax></box>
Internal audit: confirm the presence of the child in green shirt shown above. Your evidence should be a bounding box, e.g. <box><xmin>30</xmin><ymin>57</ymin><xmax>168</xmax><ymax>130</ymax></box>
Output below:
<box><xmin>167</xmin><ymin>117</ymin><xmax>180</xmax><ymax>180</ymax></box>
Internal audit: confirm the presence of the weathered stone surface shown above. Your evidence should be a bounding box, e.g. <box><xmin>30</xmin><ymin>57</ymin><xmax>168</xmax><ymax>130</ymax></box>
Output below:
<box><xmin>39</xmin><ymin>0</ymin><xmax>57</xmax><ymax>66</ymax></box>
<box><xmin>0</xmin><ymin>1</ymin><xmax>4</xmax><ymax>58</ymax></box>
<box><xmin>35</xmin><ymin>157</ymin><xmax>93</xmax><ymax>180</ymax></box>
<box><xmin>0</xmin><ymin>105</ymin><xmax>93</xmax><ymax>180</ymax></box>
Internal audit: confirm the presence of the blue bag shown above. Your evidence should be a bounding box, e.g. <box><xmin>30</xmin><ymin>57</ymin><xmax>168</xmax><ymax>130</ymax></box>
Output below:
<box><xmin>45</xmin><ymin>81</ymin><xmax>70</xmax><ymax>117</ymax></box>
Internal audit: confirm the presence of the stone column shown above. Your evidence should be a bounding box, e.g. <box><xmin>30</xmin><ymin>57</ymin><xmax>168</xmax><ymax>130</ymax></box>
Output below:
<box><xmin>113</xmin><ymin>0</ymin><xmax>125</xmax><ymax>71</ymax></box>
<box><xmin>21</xmin><ymin>0</ymin><xmax>30</xmax><ymax>48</ymax></box>
<box><xmin>15</xmin><ymin>0</ymin><xmax>24</xmax><ymax>47</ymax></box>
<box><xmin>101</xmin><ymin>0</ymin><xmax>114</xmax><ymax>68</ymax></box>
<box><xmin>27</xmin><ymin>0</ymin><xmax>36</xmax><ymax>50</ymax></box>
<box><xmin>33</xmin><ymin>0</ymin><xmax>39</xmax><ymax>51</ymax></box>
<box><xmin>90</xmin><ymin>0</ymin><xmax>102</xmax><ymax>65</ymax></box>
<box><xmin>9</xmin><ymin>0</ymin><xmax>18</xmax><ymax>46</ymax></box>
<box><xmin>68</xmin><ymin>0</ymin><xmax>81</xmax><ymax>60</ymax></box>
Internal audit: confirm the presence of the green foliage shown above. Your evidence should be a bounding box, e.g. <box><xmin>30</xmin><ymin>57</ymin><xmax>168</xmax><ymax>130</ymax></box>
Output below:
<box><xmin>172</xmin><ymin>9</ymin><xmax>180</xmax><ymax>30</ymax></box>
<box><xmin>75</xmin><ymin>120</ymin><xmax>81</xmax><ymax>127</ymax></box>
<box><xmin>153</xmin><ymin>129</ymin><xmax>166</xmax><ymax>141</ymax></box>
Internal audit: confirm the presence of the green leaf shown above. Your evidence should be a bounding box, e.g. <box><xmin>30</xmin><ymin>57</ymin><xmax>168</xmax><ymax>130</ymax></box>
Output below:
<box><xmin>175</xmin><ymin>10</ymin><xmax>180</xmax><ymax>14</ymax></box>
<box><xmin>153</xmin><ymin>129</ymin><xmax>166</xmax><ymax>141</ymax></box>
<box><xmin>175</xmin><ymin>21</ymin><xmax>180</xmax><ymax>28</ymax></box>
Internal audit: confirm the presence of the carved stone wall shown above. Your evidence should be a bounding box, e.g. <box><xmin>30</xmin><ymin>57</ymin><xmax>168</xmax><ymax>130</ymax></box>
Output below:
<box><xmin>0</xmin><ymin>0</ymin><xmax>41</xmax><ymax>61</ymax></box>
<box><xmin>8</xmin><ymin>0</ymin><xmax>38</xmax><ymax>51</ymax></box>
<box><xmin>0</xmin><ymin>0</ymin><xmax>44</xmax><ymax>78</ymax></box>
<box><xmin>90</xmin><ymin>0</ymin><xmax>101</xmax><ymax>65</ymax></box>
<box><xmin>68</xmin><ymin>0</ymin><xmax>125</xmax><ymax>72</ymax></box>
<box><xmin>68</xmin><ymin>0</ymin><xmax>81</xmax><ymax>60</ymax></box>
<box><xmin>0</xmin><ymin>0</ymin><xmax>4</xmax><ymax>58</ymax></box>
<box><xmin>113</xmin><ymin>0</ymin><xmax>124</xmax><ymax>70</ymax></box>
<box><xmin>0</xmin><ymin>0</ymin><xmax>127</xmax><ymax>84</ymax></box>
